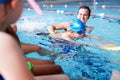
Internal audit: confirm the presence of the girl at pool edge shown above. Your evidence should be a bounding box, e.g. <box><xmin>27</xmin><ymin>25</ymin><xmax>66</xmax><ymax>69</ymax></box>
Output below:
<box><xmin>0</xmin><ymin>0</ymin><xmax>69</xmax><ymax>80</ymax></box>
<box><xmin>10</xmin><ymin>24</ymin><xmax>64</xmax><ymax>76</ymax></box>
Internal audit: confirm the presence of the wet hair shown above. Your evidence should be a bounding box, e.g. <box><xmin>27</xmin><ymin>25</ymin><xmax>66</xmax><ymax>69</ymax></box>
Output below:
<box><xmin>6</xmin><ymin>26</ymin><xmax>21</xmax><ymax>47</ymax></box>
<box><xmin>77</xmin><ymin>6</ymin><xmax>91</xmax><ymax>19</ymax></box>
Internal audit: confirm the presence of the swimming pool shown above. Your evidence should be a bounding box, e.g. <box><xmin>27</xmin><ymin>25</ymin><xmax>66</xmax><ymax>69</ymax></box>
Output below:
<box><xmin>16</xmin><ymin>1</ymin><xmax>120</xmax><ymax>80</ymax></box>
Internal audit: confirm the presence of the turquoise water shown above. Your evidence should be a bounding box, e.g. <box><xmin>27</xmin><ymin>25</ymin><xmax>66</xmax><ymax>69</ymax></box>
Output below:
<box><xmin>16</xmin><ymin>2</ymin><xmax>120</xmax><ymax>80</ymax></box>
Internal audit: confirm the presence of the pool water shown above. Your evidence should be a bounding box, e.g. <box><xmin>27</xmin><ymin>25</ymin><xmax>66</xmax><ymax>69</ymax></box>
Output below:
<box><xmin>16</xmin><ymin>2</ymin><xmax>120</xmax><ymax>80</ymax></box>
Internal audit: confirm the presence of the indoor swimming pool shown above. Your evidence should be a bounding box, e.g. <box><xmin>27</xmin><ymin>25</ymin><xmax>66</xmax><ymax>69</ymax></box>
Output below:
<box><xmin>16</xmin><ymin>1</ymin><xmax>120</xmax><ymax>80</ymax></box>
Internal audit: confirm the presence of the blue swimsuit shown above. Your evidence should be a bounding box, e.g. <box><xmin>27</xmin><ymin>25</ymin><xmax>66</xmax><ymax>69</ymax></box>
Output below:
<box><xmin>0</xmin><ymin>75</ymin><xmax>4</xmax><ymax>80</ymax></box>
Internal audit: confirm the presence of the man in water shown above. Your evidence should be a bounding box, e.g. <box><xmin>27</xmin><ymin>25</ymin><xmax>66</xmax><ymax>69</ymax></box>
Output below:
<box><xmin>48</xmin><ymin>6</ymin><xmax>93</xmax><ymax>37</ymax></box>
<box><xmin>47</xmin><ymin>6</ymin><xmax>116</xmax><ymax>48</ymax></box>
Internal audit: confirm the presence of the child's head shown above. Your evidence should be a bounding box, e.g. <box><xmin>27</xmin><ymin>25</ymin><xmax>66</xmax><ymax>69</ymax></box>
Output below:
<box><xmin>70</xmin><ymin>18</ymin><xmax>86</xmax><ymax>35</ymax></box>
<box><xmin>0</xmin><ymin>0</ymin><xmax>42</xmax><ymax>31</ymax></box>
<box><xmin>0</xmin><ymin>0</ymin><xmax>23</xmax><ymax>30</ymax></box>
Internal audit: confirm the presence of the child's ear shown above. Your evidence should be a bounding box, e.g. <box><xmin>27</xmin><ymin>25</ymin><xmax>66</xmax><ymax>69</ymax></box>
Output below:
<box><xmin>10</xmin><ymin>0</ymin><xmax>18</xmax><ymax>9</ymax></box>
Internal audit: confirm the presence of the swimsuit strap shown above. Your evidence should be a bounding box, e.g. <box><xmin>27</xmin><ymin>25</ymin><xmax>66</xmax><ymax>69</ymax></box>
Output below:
<box><xmin>0</xmin><ymin>75</ymin><xmax>4</xmax><ymax>80</ymax></box>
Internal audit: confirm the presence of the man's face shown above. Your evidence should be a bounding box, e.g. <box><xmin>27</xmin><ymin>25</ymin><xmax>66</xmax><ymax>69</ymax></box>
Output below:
<box><xmin>77</xmin><ymin>8</ymin><xmax>89</xmax><ymax>24</ymax></box>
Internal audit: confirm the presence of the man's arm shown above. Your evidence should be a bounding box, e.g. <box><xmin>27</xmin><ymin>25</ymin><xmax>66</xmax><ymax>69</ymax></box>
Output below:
<box><xmin>47</xmin><ymin>22</ymin><xmax>70</xmax><ymax>35</ymax></box>
<box><xmin>86</xmin><ymin>35</ymin><xmax>114</xmax><ymax>44</ymax></box>
<box><xmin>85</xmin><ymin>26</ymin><xmax>94</xmax><ymax>34</ymax></box>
